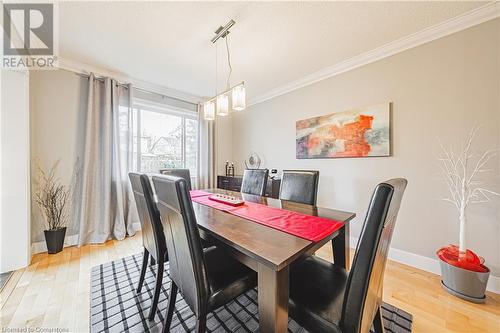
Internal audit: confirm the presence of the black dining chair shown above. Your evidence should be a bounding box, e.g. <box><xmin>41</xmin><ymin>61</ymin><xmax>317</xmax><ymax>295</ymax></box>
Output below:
<box><xmin>288</xmin><ymin>178</ymin><xmax>407</xmax><ymax>333</ymax></box>
<box><xmin>279</xmin><ymin>170</ymin><xmax>320</xmax><ymax>205</ymax></box>
<box><xmin>160</xmin><ymin>168</ymin><xmax>192</xmax><ymax>190</ymax></box>
<box><xmin>241</xmin><ymin>168</ymin><xmax>269</xmax><ymax>196</ymax></box>
<box><xmin>152</xmin><ymin>174</ymin><xmax>258</xmax><ymax>333</ymax></box>
<box><xmin>128</xmin><ymin>173</ymin><xmax>168</xmax><ymax>321</ymax></box>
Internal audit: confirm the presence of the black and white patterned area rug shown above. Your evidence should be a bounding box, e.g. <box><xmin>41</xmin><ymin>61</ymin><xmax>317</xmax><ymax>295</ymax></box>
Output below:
<box><xmin>90</xmin><ymin>254</ymin><xmax>412</xmax><ymax>333</ymax></box>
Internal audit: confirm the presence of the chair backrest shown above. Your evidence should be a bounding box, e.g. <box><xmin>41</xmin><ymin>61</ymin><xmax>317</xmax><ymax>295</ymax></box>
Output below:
<box><xmin>241</xmin><ymin>169</ymin><xmax>269</xmax><ymax>196</ymax></box>
<box><xmin>160</xmin><ymin>168</ymin><xmax>192</xmax><ymax>191</ymax></box>
<box><xmin>279</xmin><ymin>170</ymin><xmax>319</xmax><ymax>205</ymax></box>
<box><xmin>152</xmin><ymin>174</ymin><xmax>210</xmax><ymax>316</ymax></box>
<box><xmin>128</xmin><ymin>173</ymin><xmax>166</xmax><ymax>262</ymax></box>
<box><xmin>341</xmin><ymin>178</ymin><xmax>407</xmax><ymax>333</ymax></box>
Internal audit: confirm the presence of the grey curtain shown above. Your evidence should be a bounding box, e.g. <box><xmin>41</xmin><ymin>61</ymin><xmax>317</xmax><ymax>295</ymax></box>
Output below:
<box><xmin>77</xmin><ymin>74</ymin><xmax>137</xmax><ymax>245</ymax></box>
<box><xmin>197</xmin><ymin>104</ymin><xmax>217</xmax><ymax>189</ymax></box>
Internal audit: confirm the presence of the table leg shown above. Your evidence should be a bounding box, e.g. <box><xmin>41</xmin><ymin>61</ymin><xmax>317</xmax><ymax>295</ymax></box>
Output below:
<box><xmin>258</xmin><ymin>263</ymin><xmax>289</xmax><ymax>333</ymax></box>
<box><xmin>332</xmin><ymin>223</ymin><xmax>350</xmax><ymax>269</ymax></box>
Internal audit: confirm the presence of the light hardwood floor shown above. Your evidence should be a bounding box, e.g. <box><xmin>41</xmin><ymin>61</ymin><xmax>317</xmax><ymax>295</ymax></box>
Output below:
<box><xmin>1</xmin><ymin>233</ymin><xmax>499</xmax><ymax>333</ymax></box>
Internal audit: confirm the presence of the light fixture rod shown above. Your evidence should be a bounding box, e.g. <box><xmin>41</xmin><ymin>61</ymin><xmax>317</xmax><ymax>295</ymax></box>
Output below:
<box><xmin>206</xmin><ymin>81</ymin><xmax>244</xmax><ymax>102</ymax></box>
<box><xmin>211</xmin><ymin>19</ymin><xmax>236</xmax><ymax>44</ymax></box>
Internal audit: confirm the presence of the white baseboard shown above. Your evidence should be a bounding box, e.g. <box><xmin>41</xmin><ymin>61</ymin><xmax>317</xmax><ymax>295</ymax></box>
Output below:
<box><xmin>487</xmin><ymin>275</ymin><xmax>500</xmax><ymax>294</ymax></box>
<box><xmin>30</xmin><ymin>229</ymin><xmax>499</xmax><ymax>293</ymax></box>
<box><xmin>349</xmin><ymin>237</ymin><xmax>499</xmax><ymax>294</ymax></box>
<box><xmin>31</xmin><ymin>234</ymin><xmax>79</xmax><ymax>254</ymax></box>
<box><xmin>31</xmin><ymin>223</ymin><xmax>142</xmax><ymax>255</ymax></box>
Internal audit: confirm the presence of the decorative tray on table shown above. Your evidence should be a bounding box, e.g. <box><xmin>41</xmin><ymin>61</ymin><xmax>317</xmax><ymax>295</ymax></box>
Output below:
<box><xmin>208</xmin><ymin>194</ymin><xmax>245</xmax><ymax>206</ymax></box>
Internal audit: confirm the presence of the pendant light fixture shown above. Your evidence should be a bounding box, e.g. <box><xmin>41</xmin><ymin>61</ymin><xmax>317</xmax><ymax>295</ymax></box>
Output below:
<box><xmin>216</xmin><ymin>94</ymin><xmax>229</xmax><ymax>116</ymax></box>
<box><xmin>204</xmin><ymin>19</ymin><xmax>246</xmax><ymax>120</ymax></box>
<box><xmin>203</xmin><ymin>100</ymin><xmax>215</xmax><ymax>120</ymax></box>
<box><xmin>232</xmin><ymin>83</ymin><xmax>246</xmax><ymax>111</ymax></box>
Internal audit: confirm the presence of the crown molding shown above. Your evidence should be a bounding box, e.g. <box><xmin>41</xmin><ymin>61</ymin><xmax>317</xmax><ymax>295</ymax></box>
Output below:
<box><xmin>57</xmin><ymin>57</ymin><xmax>203</xmax><ymax>104</ymax></box>
<box><xmin>249</xmin><ymin>2</ymin><xmax>500</xmax><ymax>107</ymax></box>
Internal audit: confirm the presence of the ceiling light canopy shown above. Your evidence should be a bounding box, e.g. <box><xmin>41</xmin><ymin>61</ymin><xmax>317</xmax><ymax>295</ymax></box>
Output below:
<box><xmin>204</xmin><ymin>19</ymin><xmax>246</xmax><ymax>121</ymax></box>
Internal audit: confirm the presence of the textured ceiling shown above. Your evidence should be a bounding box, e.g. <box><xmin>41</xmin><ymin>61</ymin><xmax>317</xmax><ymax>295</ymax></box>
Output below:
<box><xmin>59</xmin><ymin>1</ymin><xmax>487</xmax><ymax>99</ymax></box>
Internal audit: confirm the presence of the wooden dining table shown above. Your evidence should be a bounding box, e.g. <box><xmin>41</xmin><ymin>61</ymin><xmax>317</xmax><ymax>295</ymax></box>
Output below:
<box><xmin>192</xmin><ymin>188</ymin><xmax>356</xmax><ymax>333</ymax></box>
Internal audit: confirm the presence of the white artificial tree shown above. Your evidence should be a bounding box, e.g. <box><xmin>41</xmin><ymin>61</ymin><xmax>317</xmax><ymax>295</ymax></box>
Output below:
<box><xmin>438</xmin><ymin>126</ymin><xmax>499</xmax><ymax>257</ymax></box>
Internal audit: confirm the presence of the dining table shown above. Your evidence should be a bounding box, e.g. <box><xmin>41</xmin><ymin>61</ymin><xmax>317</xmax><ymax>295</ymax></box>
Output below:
<box><xmin>192</xmin><ymin>188</ymin><xmax>356</xmax><ymax>333</ymax></box>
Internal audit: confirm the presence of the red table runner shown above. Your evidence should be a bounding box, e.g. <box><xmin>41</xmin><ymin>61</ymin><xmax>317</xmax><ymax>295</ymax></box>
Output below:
<box><xmin>190</xmin><ymin>191</ymin><xmax>344</xmax><ymax>242</ymax></box>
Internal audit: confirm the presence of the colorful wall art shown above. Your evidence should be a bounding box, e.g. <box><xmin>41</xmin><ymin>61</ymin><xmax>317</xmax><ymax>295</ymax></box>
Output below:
<box><xmin>296</xmin><ymin>103</ymin><xmax>390</xmax><ymax>158</ymax></box>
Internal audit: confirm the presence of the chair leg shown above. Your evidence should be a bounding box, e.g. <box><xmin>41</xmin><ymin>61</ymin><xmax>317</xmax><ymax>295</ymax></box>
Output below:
<box><xmin>162</xmin><ymin>282</ymin><xmax>178</xmax><ymax>333</ymax></box>
<box><xmin>373</xmin><ymin>306</ymin><xmax>385</xmax><ymax>333</ymax></box>
<box><xmin>137</xmin><ymin>248</ymin><xmax>149</xmax><ymax>293</ymax></box>
<box><xmin>195</xmin><ymin>315</ymin><xmax>207</xmax><ymax>333</ymax></box>
<box><xmin>148</xmin><ymin>260</ymin><xmax>164</xmax><ymax>321</ymax></box>
<box><xmin>150</xmin><ymin>255</ymin><xmax>156</xmax><ymax>266</ymax></box>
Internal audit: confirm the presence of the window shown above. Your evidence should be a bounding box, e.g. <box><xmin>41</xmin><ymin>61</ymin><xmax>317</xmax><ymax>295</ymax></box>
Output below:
<box><xmin>133</xmin><ymin>100</ymin><xmax>198</xmax><ymax>185</ymax></box>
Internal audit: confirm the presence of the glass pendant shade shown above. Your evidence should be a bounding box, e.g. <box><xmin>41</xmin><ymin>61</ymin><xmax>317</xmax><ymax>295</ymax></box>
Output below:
<box><xmin>216</xmin><ymin>94</ymin><xmax>229</xmax><ymax>116</ymax></box>
<box><xmin>204</xmin><ymin>100</ymin><xmax>215</xmax><ymax>120</ymax></box>
<box><xmin>232</xmin><ymin>84</ymin><xmax>246</xmax><ymax>111</ymax></box>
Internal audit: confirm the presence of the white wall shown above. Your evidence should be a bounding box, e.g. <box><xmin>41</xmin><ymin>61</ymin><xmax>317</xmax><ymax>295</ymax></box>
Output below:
<box><xmin>0</xmin><ymin>70</ymin><xmax>31</xmax><ymax>273</ymax></box>
<box><xmin>232</xmin><ymin>19</ymin><xmax>500</xmax><ymax>285</ymax></box>
<box><xmin>29</xmin><ymin>70</ymin><xmax>87</xmax><ymax>247</ymax></box>
<box><xmin>216</xmin><ymin>114</ymin><xmax>234</xmax><ymax>176</ymax></box>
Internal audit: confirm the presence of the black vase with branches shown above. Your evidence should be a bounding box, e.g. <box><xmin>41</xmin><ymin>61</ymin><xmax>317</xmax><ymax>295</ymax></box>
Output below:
<box><xmin>35</xmin><ymin>160</ymin><xmax>72</xmax><ymax>254</ymax></box>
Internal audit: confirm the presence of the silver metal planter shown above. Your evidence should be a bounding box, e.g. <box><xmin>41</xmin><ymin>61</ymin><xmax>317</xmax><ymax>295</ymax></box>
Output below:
<box><xmin>439</xmin><ymin>259</ymin><xmax>489</xmax><ymax>303</ymax></box>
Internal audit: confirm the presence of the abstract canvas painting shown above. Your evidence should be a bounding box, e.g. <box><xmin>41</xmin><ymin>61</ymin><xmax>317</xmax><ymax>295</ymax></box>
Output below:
<box><xmin>296</xmin><ymin>103</ymin><xmax>390</xmax><ymax>159</ymax></box>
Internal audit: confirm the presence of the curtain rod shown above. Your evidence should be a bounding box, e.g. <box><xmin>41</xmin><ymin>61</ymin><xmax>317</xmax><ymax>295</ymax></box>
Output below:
<box><xmin>73</xmin><ymin>71</ymin><xmax>198</xmax><ymax>106</ymax></box>
<box><xmin>75</xmin><ymin>72</ymin><xmax>129</xmax><ymax>88</ymax></box>
<box><xmin>134</xmin><ymin>85</ymin><xmax>198</xmax><ymax>106</ymax></box>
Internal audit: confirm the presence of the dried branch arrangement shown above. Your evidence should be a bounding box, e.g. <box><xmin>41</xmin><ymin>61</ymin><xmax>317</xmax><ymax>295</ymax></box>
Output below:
<box><xmin>35</xmin><ymin>160</ymin><xmax>71</xmax><ymax>230</ymax></box>
<box><xmin>438</xmin><ymin>126</ymin><xmax>499</xmax><ymax>254</ymax></box>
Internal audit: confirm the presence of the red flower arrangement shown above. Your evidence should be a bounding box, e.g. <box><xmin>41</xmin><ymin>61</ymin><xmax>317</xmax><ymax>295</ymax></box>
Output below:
<box><xmin>437</xmin><ymin>245</ymin><xmax>489</xmax><ymax>273</ymax></box>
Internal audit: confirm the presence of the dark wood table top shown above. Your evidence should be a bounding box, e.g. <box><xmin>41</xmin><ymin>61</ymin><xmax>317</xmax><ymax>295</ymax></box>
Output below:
<box><xmin>193</xmin><ymin>189</ymin><xmax>356</xmax><ymax>271</ymax></box>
